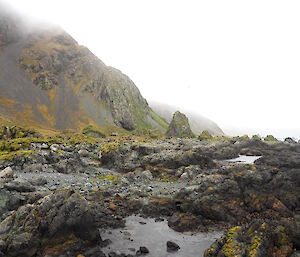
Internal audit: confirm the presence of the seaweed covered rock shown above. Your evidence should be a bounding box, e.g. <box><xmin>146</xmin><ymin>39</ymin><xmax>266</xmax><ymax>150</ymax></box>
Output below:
<box><xmin>166</xmin><ymin>111</ymin><xmax>194</xmax><ymax>138</ymax></box>
<box><xmin>204</xmin><ymin>220</ymin><xmax>294</xmax><ymax>257</ymax></box>
<box><xmin>0</xmin><ymin>189</ymin><xmax>100</xmax><ymax>257</ymax></box>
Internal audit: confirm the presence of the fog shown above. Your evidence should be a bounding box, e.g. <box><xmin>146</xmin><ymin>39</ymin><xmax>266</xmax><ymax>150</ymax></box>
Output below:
<box><xmin>2</xmin><ymin>0</ymin><xmax>300</xmax><ymax>138</ymax></box>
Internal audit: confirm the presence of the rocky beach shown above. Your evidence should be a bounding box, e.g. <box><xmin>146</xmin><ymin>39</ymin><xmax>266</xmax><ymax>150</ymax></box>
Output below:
<box><xmin>0</xmin><ymin>127</ymin><xmax>299</xmax><ymax>256</ymax></box>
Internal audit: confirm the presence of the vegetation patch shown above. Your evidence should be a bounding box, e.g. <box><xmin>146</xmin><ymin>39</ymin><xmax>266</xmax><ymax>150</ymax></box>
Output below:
<box><xmin>82</xmin><ymin>125</ymin><xmax>105</xmax><ymax>138</ymax></box>
<box><xmin>198</xmin><ymin>130</ymin><xmax>213</xmax><ymax>141</ymax></box>
<box><xmin>264</xmin><ymin>135</ymin><xmax>278</xmax><ymax>143</ymax></box>
<box><xmin>98</xmin><ymin>174</ymin><xmax>119</xmax><ymax>183</ymax></box>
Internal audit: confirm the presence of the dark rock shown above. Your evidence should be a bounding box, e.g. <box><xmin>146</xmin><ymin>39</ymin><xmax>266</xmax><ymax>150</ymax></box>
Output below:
<box><xmin>139</xmin><ymin>246</ymin><xmax>149</xmax><ymax>254</ymax></box>
<box><xmin>167</xmin><ymin>241</ymin><xmax>180</xmax><ymax>252</ymax></box>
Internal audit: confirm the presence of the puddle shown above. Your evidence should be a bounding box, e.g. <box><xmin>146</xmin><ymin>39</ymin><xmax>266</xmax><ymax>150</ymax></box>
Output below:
<box><xmin>101</xmin><ymin>215</ymin><xmax>222</xmax><ymax>257</ymax></box>
<box><xmin>226</xmin><ymin>155</ymin><xmax>261</xmax><ymax>164</ymax></box>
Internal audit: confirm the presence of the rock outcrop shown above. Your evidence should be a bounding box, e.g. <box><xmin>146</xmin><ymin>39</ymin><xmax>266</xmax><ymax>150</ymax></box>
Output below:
<box><xmin>166</xmin><ymin>111</ymin><xmax>194</xmax><ymax>138</ymax></box>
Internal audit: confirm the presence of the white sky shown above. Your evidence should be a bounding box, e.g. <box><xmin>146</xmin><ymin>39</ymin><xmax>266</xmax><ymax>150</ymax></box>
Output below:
<box><xmin>3</xmin><ymin>0</ymin><xmax>300</xmax><ymax>138</ymax></box>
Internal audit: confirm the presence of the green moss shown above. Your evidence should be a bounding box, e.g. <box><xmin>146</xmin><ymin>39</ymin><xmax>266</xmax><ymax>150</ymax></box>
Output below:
<box><xmin>0</xmin><ymin>149</ymin><xmax>35</xmax><ymax>160</ymax></box>
<box><xmin>82</xmin><ymin>125</ymin><xmax>106</xmax><ymax>138</ymax></box>
<box><xmin>0</xmin><ymin>125</ymin><xmax>38</xmax><ymax>140</ymax></box>
<box><xmin>252</xmin><ymin>134</ymin><xmax>261</xmax><ymax>141</ymax></box>
<box><xmin>264</xmin><ymin>135</ymin><xmax>278</xmax><ymax>142</ymax></box>
<box><xmin>100</xmin><ymin>141</ymin><xmax>119</xmax><ymax>154</ymax></box>
<box><xmin>65</xmin><ymin>134</ymin><xmax>98</xmax><ymax>145</ymax></box>
<box><xmin>248</xmin><ymin>235</ymin><xmax>262</xmax><ymax>257</ymax></box>
<box><xmin>198</xmin><ymin>130</ymin><xmax>213</xmax><ymax>141</ymax></box>
<box><xmin>222</xmin><ymin>226</ymin><xmax>242</xmax><ymax>257</ymax></box>
<box><xmin>98</xmin><ymin>174</ymin><xmax>118</xmax><ymax>182</ymax></box>
<box><xmin>160</xmin><ymin>174</ymin><xmax>177</xmax><ymax>183</ymax></box>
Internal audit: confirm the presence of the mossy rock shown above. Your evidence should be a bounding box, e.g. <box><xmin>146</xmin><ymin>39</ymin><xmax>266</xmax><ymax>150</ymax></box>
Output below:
<box><xmin>252</xmin><ymin>134</ymin><xmax>261</xmax><ymax>141</ymax></box>
<box><xmin>166</xmin><ymin>111</ymin><xmax>194</xmax><ymax>138</ymax></box>
<box><xmin>264</xmin><ymin>135</ymin><xmax>278</xmax><ymax>142</ymax></box>
<box><xmin>198</xmin><ymin>130</ymin><xmax>213</xmax><ymax>141</ymax></box>
<box><xmin>82</xmin><ymin>125</ymin><xmax>105</xmax><ymax>138</ymax></box>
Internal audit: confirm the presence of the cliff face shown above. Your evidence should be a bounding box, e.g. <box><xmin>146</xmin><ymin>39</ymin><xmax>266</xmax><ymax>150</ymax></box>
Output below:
<box><xmin>0</xmin><ymin>5</ymin><xmax>167</xmax><ymax>133</ymax></box>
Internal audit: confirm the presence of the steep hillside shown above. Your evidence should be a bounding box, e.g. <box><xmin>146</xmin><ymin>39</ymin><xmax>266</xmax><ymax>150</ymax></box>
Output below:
<box><xmin>0</xmin><ymin>4</ymin><xmax>167</xmax><ymax>134</ymax></box>
<box><xmin>149</xmin><ymin>100</ymin><xmax>223</xmax><ymax>136</ymax></box>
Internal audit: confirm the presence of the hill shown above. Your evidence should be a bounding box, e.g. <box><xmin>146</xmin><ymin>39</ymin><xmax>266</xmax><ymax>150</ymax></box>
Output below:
<box><xmin>0</xmin><ymin>3</ymin><xmax>168</xmax><ymax>135</ymax></box>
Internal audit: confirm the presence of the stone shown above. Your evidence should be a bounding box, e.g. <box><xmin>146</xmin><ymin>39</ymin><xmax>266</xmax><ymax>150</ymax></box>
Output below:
<box><xmin>167</xmin><ymin>241</ymin><xmax>180</xmax><ymax>252</ymax></box>
<box><xmin>78</xmin><ymin>149</ymin><xmax>89</xmax><ymax>157</ymax></box>
<box><xmin>41</xmin><ymin>143</ymin><xmax>49</xmax><ymax>149</ymax></box>
<box><xmin>141</xmin><ymin>170</ymin><xmax>153</xmax><ymax>181</ymax></box>
<box><xmin>50</xmin><ymin>144</ymin><xmax>59</xmax><ymax>151</ymax></box>
<box><xmin>180</xmin><ymin>172</ymin><xmax>189</xmax><ymax>180</ymax></box>
<box><xmin>139</xmin><ymin>246</ymin><xmax>149</xmax><ymax>254</ymax></box>
<box><xmin>0</xmin><ymin>167</ymin><xmax>13</xmax><ymax>179</ymax></box>
<box><xmin>30</xmin><ymin>177</ymin><xmax>47</xmax><ymax>186</ymax></box>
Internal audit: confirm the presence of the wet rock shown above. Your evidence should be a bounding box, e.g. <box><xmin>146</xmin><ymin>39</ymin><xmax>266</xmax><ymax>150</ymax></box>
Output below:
<box><xmin>139</xmin><ymin>246</ymin><xmax>149</xmax><ymax>254</ymax></box>
<box><xmin>167</xmin><ymin>241</ymin><xmax>180</xmax><ymax>252</ymax></box>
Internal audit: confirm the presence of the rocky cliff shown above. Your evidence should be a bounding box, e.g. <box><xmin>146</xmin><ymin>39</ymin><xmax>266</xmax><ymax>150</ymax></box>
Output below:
<box><xmin>0</xmin><ymin>4</ymin><xmax>167</xmax><ymax>134</ymax></box>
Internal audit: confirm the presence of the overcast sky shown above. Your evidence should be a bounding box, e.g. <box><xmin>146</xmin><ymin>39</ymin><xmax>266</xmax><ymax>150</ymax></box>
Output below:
<box><xmin>3</xmin><ymin>0</ymin><xmax>300</xmax><ymax>138</ymax></box>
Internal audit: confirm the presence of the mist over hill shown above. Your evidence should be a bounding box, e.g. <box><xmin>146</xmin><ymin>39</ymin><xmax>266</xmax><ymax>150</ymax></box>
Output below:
<box><xmin>0</xmin><ymin>2</ymin><xmax>168</xmax><ymax>134</ymax></box>
<box><xmin>148</xmin><ymin>100</ymin><xmax>223</xmax><ymax>136</ymax></box>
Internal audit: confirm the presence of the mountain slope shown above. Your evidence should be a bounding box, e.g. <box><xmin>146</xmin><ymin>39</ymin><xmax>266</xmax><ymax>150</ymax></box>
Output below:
<box><xmin>0</xmin><ymin>4</ymin><xmax>167</xmax><ymax>133</ymax></box>
<box><xmin>148</xmin><ymin>100</ymin><xmax>223</xmax><ymax>136</ymax></box>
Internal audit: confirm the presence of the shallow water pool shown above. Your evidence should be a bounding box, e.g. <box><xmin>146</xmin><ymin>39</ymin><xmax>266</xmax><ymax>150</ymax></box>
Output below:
<box><xmin>101</xmin><ymin>215</ymin><xmax>222</xmax><ymax>257</ymax></box>
<box><xmin>226</xmin><ymin>155</ymin><xmax>261</xmax><ymax>164</ymax></box>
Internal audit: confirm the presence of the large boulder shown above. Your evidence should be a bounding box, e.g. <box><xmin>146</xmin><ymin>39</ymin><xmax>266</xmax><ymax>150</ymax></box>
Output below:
<box><xmin>0</xmin><ymin>189</ymin><xmax>100</xmax><ymax>257</ymax></box>
<box><xmin>166</xmin><ymin>111</ymin><xmax>194</xmax><ymax>138</ymax></box>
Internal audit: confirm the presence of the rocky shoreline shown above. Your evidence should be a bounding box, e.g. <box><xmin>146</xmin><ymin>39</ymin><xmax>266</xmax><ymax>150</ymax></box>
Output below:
<box><xmin>0</xmin><ymin>133</ymin><xmax>299</xmax><ymax>256</ymax></box>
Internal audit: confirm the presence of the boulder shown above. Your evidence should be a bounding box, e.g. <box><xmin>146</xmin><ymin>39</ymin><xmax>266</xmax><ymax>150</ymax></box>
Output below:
<box><xmin>167</xmin><ymin>241</ymin><xmax>180</xmax><ymax>252</ymax></box>
<box><xmin>0</xmin><ymin>189</ymin><xmax>100</xmax><ymax>257</ymax></box>
<box><xmin>4</xmin><ymin>178</ymin><xmax>36</xmax><ymax>192</ymax></box>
